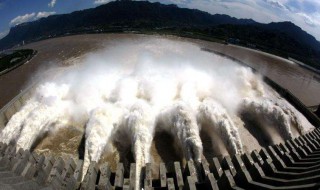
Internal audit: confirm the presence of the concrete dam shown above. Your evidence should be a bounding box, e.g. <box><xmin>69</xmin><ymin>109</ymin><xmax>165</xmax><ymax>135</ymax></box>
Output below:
<box><xmin>0</xmin><ymin>36</ymin><xmax>319</xmax><ymax>189</ymax></box>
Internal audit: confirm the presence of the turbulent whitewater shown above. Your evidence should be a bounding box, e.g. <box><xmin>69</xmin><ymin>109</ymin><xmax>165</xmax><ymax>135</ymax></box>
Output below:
<box><xmin>0</xmin><ymin>37</ymin><xmax>314</xmax><ymax>188</ymax></box>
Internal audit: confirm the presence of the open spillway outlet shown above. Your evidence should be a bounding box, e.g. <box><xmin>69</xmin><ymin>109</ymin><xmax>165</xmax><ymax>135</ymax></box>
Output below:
<box><xmin>0</xmin><ymin>38</ymin><xmax>316</xmax><ymax>189</ymax></box>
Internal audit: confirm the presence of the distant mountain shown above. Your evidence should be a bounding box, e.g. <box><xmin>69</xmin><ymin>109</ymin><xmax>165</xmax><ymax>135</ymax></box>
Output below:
<box><xmin>0</xmin><ymin>0</ymin><xmax>319</xmax><ymax>69</ymax></box>
<box><xmin>260</xmin><ymin>21</ymin><xmax>320</xmax><ymax>51</ymax></box>
<box><xmin>206</xmin><ymin>23</ymin><xmax>320</xmax><ymax>67</ymax></box>
<box><xmin>0</xmin><ymin>0</ymin><xmax>257</xmax><ymax>50</ymax></box>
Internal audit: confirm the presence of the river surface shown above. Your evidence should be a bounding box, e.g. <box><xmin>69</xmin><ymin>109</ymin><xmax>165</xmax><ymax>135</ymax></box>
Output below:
<box><xmin>0</xmin><ymin>33</ymin><xmax>318</xmax><ymax>108</ymax></box>
<box><xmin>0</xmin><ymin>34</ymin><xmax>318</xmax><ymax>172</ymax></box>
<box><xmin>194</xmin><ymin>41</ymin><xmax>320</xmax><ymax>107</ymax></box>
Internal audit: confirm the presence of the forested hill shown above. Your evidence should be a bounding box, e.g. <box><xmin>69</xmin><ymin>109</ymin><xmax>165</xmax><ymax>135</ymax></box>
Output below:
<box><xmin>0</xmin><ymin>0</ymin><xmax>319</xmax><ymax>69</ymax></box>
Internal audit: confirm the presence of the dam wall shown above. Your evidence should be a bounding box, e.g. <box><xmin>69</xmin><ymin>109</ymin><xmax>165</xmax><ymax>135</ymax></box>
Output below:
<box><xmin>202</xmin><ymin>47</ymin><xmax>320</xmax><ymax>128</ymax></box>
<box><xmin>0</xmin><ymin>78</ymin><xmax>320</xmax><ymax>189</ymax></box>
<box><xmin>1</xmin><ymin>128</ymin><xmax>320</xmax><ymax>189</ymax></box>
<box><xmin>0</xmin><ymin>84</ymin><xmax>35</xmax><ymax>131</ymax></box>
<box><xmin>263</xmin><ymin>77</ymin><xmax>320</xmax><ymax>127</ymax></box>
<box><xmin>1</xmin><ymin>75</ymin><xmax>319</xmax><ymax>132</ymax></box>
<box><xmin>0</xmin><ymin>55</ymin><xmax>320</xmax><ymax>189</ymax></box>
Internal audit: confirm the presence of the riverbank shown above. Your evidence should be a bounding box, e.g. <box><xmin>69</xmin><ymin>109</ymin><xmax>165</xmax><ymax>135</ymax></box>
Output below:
<box><xmin>0</xmin><ymin>33</ymin><xmax>318</xmax><ymax>107</ymax></box>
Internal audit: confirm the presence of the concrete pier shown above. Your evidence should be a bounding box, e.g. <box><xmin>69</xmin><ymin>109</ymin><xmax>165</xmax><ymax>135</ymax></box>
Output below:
<box><xmin>0</xmin><ymin>60</ymin><xmax>320</xmax><ymax>189</ymax></box>
<box><xmin>0</xmin><ymin>128</ymin><xmax>320</xmax><ymax>189</ymax></box>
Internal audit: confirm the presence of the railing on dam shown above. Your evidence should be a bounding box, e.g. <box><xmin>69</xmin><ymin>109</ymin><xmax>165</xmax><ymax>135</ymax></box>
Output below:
<box><xmin>1</xmin><ymin>128</ymin><xmax>320</xmax><ymax>189</ymax></box>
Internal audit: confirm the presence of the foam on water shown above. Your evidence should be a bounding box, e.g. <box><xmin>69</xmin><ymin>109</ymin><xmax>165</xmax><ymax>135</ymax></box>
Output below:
<box><xmin>156</xmin><ymin>101</ymin><xmax>203</xmax><ymax>162</ymax></box>
<box><xmin>83</xmin><ymin>104</ymin><xmax>122</xmax><ymax>180</ymax></box>
<box><xmin>240</xmin><ymin>98</ymin><xmax>293</xmax><ymax>140</ymax></box>
<box><xmin>0</xmin><ymin>101</ymin><xmax>40</xmax><ymax>144</ymax></box>
<box><xmin>197</xmin><ymin>98</ymin><xmax>243</xmax><ymax>155</ymax></box>
<box><xmin>118</xmin><ymin>100</ymin><xmax>154</xmax><ymax>189</ymax></box>
<box><xmin>0</xmin><ymin>37</ymin><xmax>314</xmax><ymax>189</ymax></box>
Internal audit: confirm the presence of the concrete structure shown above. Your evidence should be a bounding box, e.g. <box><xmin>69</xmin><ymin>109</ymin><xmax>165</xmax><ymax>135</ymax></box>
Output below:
<box><xmin>0</xmin><ymin>73</ymin><xmax>320</xmax><ymax>189</ymax></box>
<box><xmin>0</xmin><ymin>128</ymin><xmax>320</xmax><ymax>189</ymax></box>
<box><xmin>0</xmin><ymin>84</ymin><xmax>35</xmax><ymax>130</ymax></box>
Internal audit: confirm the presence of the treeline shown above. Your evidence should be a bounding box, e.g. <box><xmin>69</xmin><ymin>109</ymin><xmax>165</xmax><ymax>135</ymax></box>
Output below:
<box><xmin>0</xmin><ymin>0</ymin><xmax>319</xmax><ymax>69</ymax></box>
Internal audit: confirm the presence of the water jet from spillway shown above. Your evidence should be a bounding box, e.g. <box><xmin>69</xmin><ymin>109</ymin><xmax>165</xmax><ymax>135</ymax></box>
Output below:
<box><xmin>0</xmin><ymin>37</ymin><xmax>315</xmax><ymax>189</ymax></box>
<box><xmin>83</xmin><ymin>105</ymin><xmax>122</xmax><ymax>180</ymax></box>
<box><xmin>156</xmin><ymin>101</ymin><xmax>203</xmax><ymax>163</ymax></box>
<box><xmin>197</xmin><ymin>98</ymin><xmax>243</xmax><ymax>155</ymax></box>
<box><xmin>118</xmin><ymin>100</ymin><xmax>155</xmax><ymax>189</ymax></box>
<box><xmin>0</xmin><ymin>101</ymin><xmax>40</xmax><ymax>145</ymax></box>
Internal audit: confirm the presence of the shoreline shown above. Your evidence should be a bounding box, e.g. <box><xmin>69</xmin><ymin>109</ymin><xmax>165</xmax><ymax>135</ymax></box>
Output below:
<box><xmin>0</xmin><ymin>33</ymin><xmax>319</xmax><ymax>107</ymax></box>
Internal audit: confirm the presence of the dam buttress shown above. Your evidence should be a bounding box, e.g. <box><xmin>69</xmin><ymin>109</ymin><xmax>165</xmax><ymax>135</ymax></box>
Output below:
<box><xmin>1</xmin><ymin>128</ymin><xmax>320</xmax><ymax>189</ymax></box>
<box><xmin>0</xmin><ymin>48</ymin><xmax>320</xmax><ymax>189</ymax></box>
<box><xmin>0</xmin><ymin>86</ymin><xmax>320</xmax><ymax>189</ymax></box>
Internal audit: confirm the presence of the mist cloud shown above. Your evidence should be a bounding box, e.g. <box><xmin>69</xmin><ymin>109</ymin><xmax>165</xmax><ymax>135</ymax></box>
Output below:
<box><xmin>0</xmin><ymin>37</ymin><xmax>314</xmax><ymax>189</ymax></box>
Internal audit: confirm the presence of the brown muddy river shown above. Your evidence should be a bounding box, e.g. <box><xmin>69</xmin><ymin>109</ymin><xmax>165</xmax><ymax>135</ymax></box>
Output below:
<box><xmin>0</xmin><ymin>34</ymin><xmax>319</xmax><ymax>173</ymax></box>
<box><xmin>195</xmin><ymin>42</ymin><xmax>320</xmax><ymax>107</ymax></box>
<box><xmin>1</xmin><ymin>33</ymin><xmax>318</xmax><ymax>108</ymax></box>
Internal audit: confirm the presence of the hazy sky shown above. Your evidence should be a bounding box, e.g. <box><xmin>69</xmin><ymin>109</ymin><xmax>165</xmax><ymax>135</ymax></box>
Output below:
<box><xmin>0</xmin><ymin>0</ymin><xmax>319</xmax><ymax>41</ymax></box>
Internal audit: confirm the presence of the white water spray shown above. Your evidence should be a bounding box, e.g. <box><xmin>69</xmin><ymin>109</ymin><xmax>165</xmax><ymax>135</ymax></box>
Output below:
<box><xmin>197</xmin><ymin>98</ymin><xmax>243</xmax><ymax>155</ymax></box>
<box><xmin>156</xmin><ymin>102</ymin><xmax>203</xmax><ymax>162</ymax></box>
<box><xmin>83</xmin><ymin>105</ymin><xmax>122</xmax><ymax>179</ymax></box>
<box><xmin>16</xmin><ymin>104</ymin><xmax>61</xmax><ymax>150</ymax></box>
<box><xmin>272</xmin><ymin>98</ymin><xmax>311</xmax><ymax>135</ymax></box>
<box><xmin>240</xmin><ymin>98</ymin><xmax>293</xmax><ymax>140</ymax></box>
<box><xmin>0</xmin><ymin>101</ymin><xmax>40</xmax><ymax>144</ymax></box>
<box><xmin>118</xmin><ymin>100</ymin><xmax>154</xmax><ymax>189</ymax></box>
<box><xmin>15</xmin><ymin>83</ymin><xmax>71</xmax><ymax>150</ymax></box>
<box><xmin>0</xmin><ymin>37</ymin><xmax>314</xmax><ymax>188</ymax></box>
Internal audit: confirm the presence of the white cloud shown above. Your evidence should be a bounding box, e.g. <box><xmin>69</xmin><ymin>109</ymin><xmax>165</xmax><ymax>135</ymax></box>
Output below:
<box><xmin>5</xmin><ymin>0</ymin><xmax>320</xmax><ymax>41</ymax></box>
<box><xmin>153</xmin><ymin>0</ymin><xmax>320</xmax><ymax>40</ymax></box>
<box><xmin>48</xmin><ymin>0</ymin><xmax>57</xmax><ymax>8</ymax></box>
<box><xmin>94</xmin><ymin>0</ymin><xmax>113</xmax><ymax>4</ymax></box>
<box><xmin>10</xmin><ymin>13</ymin><xmax>36</xmax><ymax>26</ymax></box>
<box><xmin>0</xmin><ymin>30</ymin><xmax>9</xmax><ymax>40</ymax></box>
<box><xmin>264</xmin><ymin>0</ymin><xmax>288</xmax><ymax>10</ymax></box>
<box><xmin>36</xmin><ymin>11</ymin><xmax>56</xmax><ymax>19</ymax></box>
<box><xmin>10</xmin><ymin>12</ymin><xmax>56</xmax><ymax>26</ymax></box>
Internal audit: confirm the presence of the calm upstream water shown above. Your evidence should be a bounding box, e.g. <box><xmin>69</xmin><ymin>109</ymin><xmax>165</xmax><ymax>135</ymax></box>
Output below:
<box><xmin>0</xmin><ymin>34</ymin><xmax>318</xmax><ymax>174</ymax></box>
<box><xmin>2</xmin><ymin>34</ymin><xmax>318</xmax><ymax>108</ymax></box>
